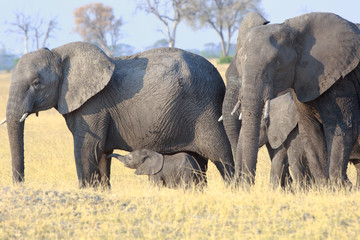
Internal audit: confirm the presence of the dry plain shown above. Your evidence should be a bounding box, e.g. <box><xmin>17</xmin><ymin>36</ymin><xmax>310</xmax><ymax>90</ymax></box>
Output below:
<box><xmin>0</xmin><ymin>60</ymin><xmax>360</xmax><ymax>239</ymax></box>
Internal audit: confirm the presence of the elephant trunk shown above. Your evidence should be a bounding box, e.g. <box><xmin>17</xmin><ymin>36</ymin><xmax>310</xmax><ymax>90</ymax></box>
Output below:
<box><xmin>7</xmin><ymin>120</ymin><xmax>25</xmax><ymax>183</ymax></box>
<box><xmin>222</xmin><ymin>69</ymin><xmax>242</xmax><ymax>156</ymax></box>
<box><xmin>6</xmin><ymin>84</ymin><xmax>31</xmax><ymax>183</ymax></box>
<box><xmin>106</xmin><ymin>153</ymin><xmax>129</xmax><ymax>166</ymax></box>
<box><xmin>6</xmin><ymin>96</ymin><xmax>26</xmax><ymax>183</ymax></box>
<box><xmin>237</xmin><ymin>75</ymin><xmax>269</xmax><ymax>184</ymax></box>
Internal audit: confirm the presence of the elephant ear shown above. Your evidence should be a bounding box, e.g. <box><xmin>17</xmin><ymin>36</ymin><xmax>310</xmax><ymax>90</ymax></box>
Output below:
<box><xmin>285</xmin><ymin>13</ymin><xmax>360</xmax><ymax>102</ymax></box>
<box><xmin>267</xmin><ymin>92</ymin><xmax>298</xmax><ymax>149</ymax></box>
<box><xmin>135</xmin><ymin>150</ymin><xmax>164</xmax><ymax>175</ymax></box>
<box><xmin>53</xmin><ymin>42</ymin><xmax>115</xmax><ymax>114</ymax></box>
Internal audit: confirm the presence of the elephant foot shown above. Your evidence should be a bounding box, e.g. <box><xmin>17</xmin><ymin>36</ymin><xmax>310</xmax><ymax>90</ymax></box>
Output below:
<box><xmin>78</xmin><ymin>173</ymin><xmax>111</xmax><ymax>191</ymax></box>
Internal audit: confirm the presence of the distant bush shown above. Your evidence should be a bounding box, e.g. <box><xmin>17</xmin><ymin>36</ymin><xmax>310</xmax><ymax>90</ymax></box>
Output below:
<box><xmin>14</xmin><ymin>58</ymin><xmax>20</xmax><ymax>66</ymax></box>
<box><xmin>218</xmin><ymin>56</ymin><xmax>233</xmax><ymax>64</ymax></box>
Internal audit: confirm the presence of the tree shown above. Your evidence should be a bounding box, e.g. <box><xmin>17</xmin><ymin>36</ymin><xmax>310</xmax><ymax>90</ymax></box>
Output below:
<box><xmin>33</xmin><ymin>16</ymin><xmax>59</xmax><ymax>49</ymax></box>
<box><xmin>146</xmin><ymin>38</ymin><xmax>169</xmax><ymax>49</ymax></box>
<box><xmin>73</xmin><ymin>3</ymin><xmax>123</xmax><ymax>56</ymax></box>
<box><xmin>137</xmin><ymin>0</ymin><xmax>187</xmax><ymax>47</ymax></box>
<box><xmin>0</xmin><ymin>44</ymin><xmax>18</xmax><ymax>70</ymax></box>
<box><xmin>112</xmin><ymin>43</ymin><xmax>135</xmax><ymax>57</ymax></box>
<box><xmin>6</xmin><ymin>12</ymin><xmax>59</xmax><ymax>54</ymax></box>
<box><xmin>183</xmin><ymin>0</ymin><xmax>262</xmax><ymax>56</ymax></box>
<box><xmin>6</xmin><ymin>12</ymin><xmax>32</xmax><ymax>54</ymax></box>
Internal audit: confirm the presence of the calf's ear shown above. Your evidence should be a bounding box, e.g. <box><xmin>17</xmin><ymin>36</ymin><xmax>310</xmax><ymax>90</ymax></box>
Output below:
<box><xmin>267</xmin><ymin>92</ymin><xmax>298</xmax><ymax>149</ymax></box>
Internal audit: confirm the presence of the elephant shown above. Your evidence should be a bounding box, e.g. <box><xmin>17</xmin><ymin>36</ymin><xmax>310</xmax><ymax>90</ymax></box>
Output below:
<box><xmin>224</xmin><ymin>68</ymin><xmax>360</xmax><ymax>188</ymax></box>
<box><xmin>258</xmin><ymin>92</ymin><xmax>310</xmax><ymax>188</ymax></box>
<box><xmin>233</xmin><ymin>12</ymin><xmax>360</xmax><ymax>186</ymax></box>
<box><xmin>224</xmin><ymin>84</ymin><xmax>310</xmax><ymax>187</ymax></box>
<box><xmin>107</xmin><ymin>150</ymin><xmax>207</xmax><ymax>189</ymax></box>
<box><xmin>4</xmin><ymin>41</ymin><xmax>235</xmax><ymax>188</ymax></box>
<box><xmin>261</xmin><ymin>93</ymin><xmax>360</xmax><ymax>188</ymax></box>
<box><xmin>221</xmin><ymin>13</ymin><xmax>307</xmax><ymax>188</ymax></box>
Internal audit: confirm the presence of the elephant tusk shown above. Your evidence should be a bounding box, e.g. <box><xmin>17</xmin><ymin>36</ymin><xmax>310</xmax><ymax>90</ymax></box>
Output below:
<box><xmin>239</xmin><ymin>112</ymin><xmax>242</xmax><ymax>120</ymax></box>
<box><xmin>231</xmin><ymin>101</ymin><xmax>241</xmax><ymax>116</ymax></box>
<box><xmin>263</xmin><ymin>99</ymin><xmax>270</xmax><ymax>119</ymax></box>
<box><xmin>0</xmin><ymin>118</ymin><xmax>6</xmax><ymax>125</ymax></box>
<box><xmin>218</xmin><ymin>115</ymin><xmax>223</xmax><ymax>122</ymax></box>
<box><xmin>19</xmin><ymin>113</ymin><xmax>29</xmax><ymax>123</ymax></box>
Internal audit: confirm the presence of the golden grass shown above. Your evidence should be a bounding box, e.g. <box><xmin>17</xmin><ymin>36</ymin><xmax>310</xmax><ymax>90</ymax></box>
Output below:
<box><xmin>1</xmin><ymin>65</ymin><xmax>360</xmax><ymax>239</ymax></box>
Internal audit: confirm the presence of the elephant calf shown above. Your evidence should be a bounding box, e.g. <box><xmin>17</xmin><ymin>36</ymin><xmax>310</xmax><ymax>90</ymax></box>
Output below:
<box><xmin>107</xmin><ymin>150</ymin><xmax>207</xmax><ymax>189</ymax></box>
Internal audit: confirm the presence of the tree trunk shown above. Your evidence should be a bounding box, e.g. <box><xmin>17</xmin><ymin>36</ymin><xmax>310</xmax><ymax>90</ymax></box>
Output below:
<box><xmin>219</xmin><ymin>32</ymin><xmax>227</xmax><ymax>57</ymax></box>
<box><xmin>24</xmin><ymin>34</ymin><xmax>28</xmax><ymax>54</ymax></box>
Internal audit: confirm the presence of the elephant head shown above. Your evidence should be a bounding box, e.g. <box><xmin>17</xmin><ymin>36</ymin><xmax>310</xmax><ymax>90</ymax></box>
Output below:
<box><xmin>222</xmin><ymin>12</ymin><xmax>269</xmax><ymax>155</ymax></box>
<box><xmin>260</xmin><ymin>92</ymin><xmax>298</xmax><ymax>149</ymax></box>
<box><xmin>237</xmin><ymin>12</ymin><xmax>360</xmax><ymax>183</ymax></box>
<box><xmin>6</xmin><ymin>42</ymin><xmax>115</xmax><ymax>183</ymax></box>
<box><xmin>107</xmin><ymin>149</ymin><xmax>164</xmax><ymax>175</ymax></box>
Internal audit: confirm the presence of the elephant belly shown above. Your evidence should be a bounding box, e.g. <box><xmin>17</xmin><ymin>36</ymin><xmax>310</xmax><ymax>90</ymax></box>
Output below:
<box><xmin>106</xmin><ymin>98</ymin><xmax>197</xmax><ymax>154</ymax></box>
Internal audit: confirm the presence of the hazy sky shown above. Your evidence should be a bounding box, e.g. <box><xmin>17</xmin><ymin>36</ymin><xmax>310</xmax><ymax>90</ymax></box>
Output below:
<box><xmin>1</xmin><ymin>0</ymin><xmax>360</xmax><ymax>54</ymax></box>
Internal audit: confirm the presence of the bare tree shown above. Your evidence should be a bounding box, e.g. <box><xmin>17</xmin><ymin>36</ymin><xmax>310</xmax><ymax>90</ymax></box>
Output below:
<box><xmin>7</xmin><ymin>12</ymin><xmax>59</xmax><ymax>53</ymax></box>
<box><xmin>6</xmin><ymin>12</ymin><xmax>32</xmax><ymax>54</ymax></box>
<box><xmin>183</xmin><ymin>0</ymin><xmax>262</xmax><ymax>56</ymax></box>
<box><xmin>73</xmin><ymin>3</ymin><xmax>123</xmax><ymax>56</ymax></box>
<box><xmin>137</xmin><ymin>0</ymin><xmax>188</xmax><ymax>48</ymax></box>
<box><xmin>37</xmin><ymin>17</ymin><xmax>59</xmax><ymax>49</ymax></box>
<box><xmin>32</xmin><ymin>17</ymin><xmax>44</xmax><ymax>50</ymax></box>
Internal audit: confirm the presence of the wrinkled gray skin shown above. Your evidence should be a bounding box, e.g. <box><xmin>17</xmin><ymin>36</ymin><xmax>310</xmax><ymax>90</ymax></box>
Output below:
<box><xmin>258</xmin><ymin>93</ymin><xmax>310</xmax><ymax>188</ymax></box>
<box><xmin>261</xmin><ymin>93</ymin><xmax>360</xmax><ymax>188</ymax></box>
<box><xmin>6</xmin><ymin>42</ymin><xmax>234</xmax><ymax>188</ymax></box>
<box><xmin>224</xmin><ymin>83</ymin><xmax>310</xmax><ymax>187</ymax></box>
<box><xmin>222</xmin><ymin>16</ymin><xmax>307</xmax><ymax>187</ymax></box>
<box><xmin>234</xmin><ymin>12</ymin><xmax>360</xmax><ymax>186</ymax></box>
<box><xmin>264</xmin><ymin>93</ymin><xmax>360</xmax><ymax>188</ymax></box>
<box><xmin>108</xmin><ymin>150</ymin><xmax>207</xmax><ymax>189</ymax></box>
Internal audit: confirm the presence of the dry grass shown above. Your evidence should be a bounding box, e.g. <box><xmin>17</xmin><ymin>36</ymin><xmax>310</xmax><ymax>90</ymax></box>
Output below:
<box><xmin>1</xmin><ymin>64</ymin><xmax>360</xmax><ymax>239</ymax></box>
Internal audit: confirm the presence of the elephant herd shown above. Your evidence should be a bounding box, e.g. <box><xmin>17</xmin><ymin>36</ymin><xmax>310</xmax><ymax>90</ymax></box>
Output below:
<box><xmin>3</xmin><ymin>12</ymin><xmax>360</xmax><ymax>190</ymax></box>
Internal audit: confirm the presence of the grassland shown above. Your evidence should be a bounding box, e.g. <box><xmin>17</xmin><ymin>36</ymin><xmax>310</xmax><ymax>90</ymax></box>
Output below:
<box><xmin>0</xmin><ymin>62</ymin><xmax>360</xmax><ymax>239</ymax></box>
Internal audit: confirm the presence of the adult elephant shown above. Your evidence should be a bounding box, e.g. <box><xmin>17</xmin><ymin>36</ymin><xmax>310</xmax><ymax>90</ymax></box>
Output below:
<box><xmin>4</xmin><ymin>42</ymin><xmax>234</xmax><ymax>187</ymax></box>
<box><xmin>224</xmin><ymin>85</ymin><xmax>309</xmax><ymax>187</ymax></box>
<box><xmin>222</xmin><ymin>13</ymin><xmax>305</xmax><ymax>187</ymax></box>
<box><xmin>234</xmin><ymin>12</ymin><xmax>360</xmax><ymax>185</ymax></box>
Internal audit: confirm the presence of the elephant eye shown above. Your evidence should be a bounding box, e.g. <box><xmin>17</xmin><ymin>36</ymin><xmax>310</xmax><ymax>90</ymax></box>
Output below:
<box><xmin>32</xmin><ymin>79</ymin><xmax>41</xmax><ymax>89</ymax></box>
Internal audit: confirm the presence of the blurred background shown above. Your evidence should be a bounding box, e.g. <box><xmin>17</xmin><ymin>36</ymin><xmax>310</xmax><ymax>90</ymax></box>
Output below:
<box><xmin>0</xmin><ymin>0</ymin><xmax>359</xmax><ymax>71</ymax></box>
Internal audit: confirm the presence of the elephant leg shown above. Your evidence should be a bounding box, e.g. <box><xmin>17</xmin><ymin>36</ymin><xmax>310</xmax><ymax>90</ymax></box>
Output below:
<box><xmin>287</xmin><ymin>153</ymin><xmax>308</xmax><ymax>188</ymax></box>
<box><xmin>189</xmin><ymin>153</ymin><xmax>208</xmax><ymax>187</ymax></box>
<box><xmin>315</xmin><ymin>77</ymin><xmax>360</xmax><ymax>185</ymax></box>
<box><xmin>349</xmin><ymin>159</ymin><xmax>360</xmax><ymax>189</ymax></box>
<box><xmin>292</xmin><ymin>92</ymin><xmax>328</xmax><ymax>184</ymax></box>
<box><xmin>195</xmin><ymin>119</ymin><xmax>235</xmax><ymax>183</ymax></box>
<box><xmin>98</xmin><ymin>151</ymin><xmax>112</xmax><ymax>188</ymax></box>
<box><xmin>286</xmin><ymin>128</ymin><xmax>309</xmax><ymax>187</ymax></box>
<box><xmin>267</xmin><ymin>144</ymin><xmax>289</xmax><ymax>189</ymax></box>
<box><xmin>73</xmin><ymin>135</ymin><xmax>109</xmax><ymax>188</ymax></box>
<box><xmin>66</xmin><ymin>113</ymin><xmax>111</xmax><ymax>189</ymax></box>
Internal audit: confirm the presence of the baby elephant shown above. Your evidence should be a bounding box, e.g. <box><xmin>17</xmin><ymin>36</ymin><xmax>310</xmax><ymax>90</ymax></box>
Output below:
<box><xmin>107</xmin><ymin>149</ymin><xmax>207</xmax><ymax>189</ymax></box>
